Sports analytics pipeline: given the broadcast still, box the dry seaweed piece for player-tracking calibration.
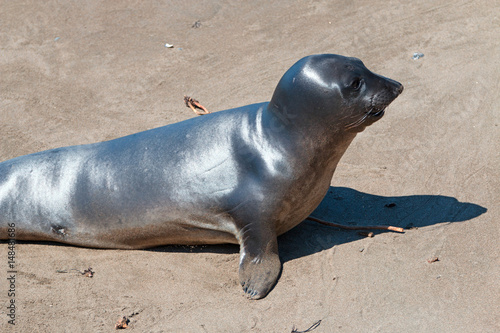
[307,216,404,233]
[81,267,94,278]
[184,95,210,115]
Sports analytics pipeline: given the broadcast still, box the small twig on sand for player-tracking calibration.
[307,216,404,233]
[291,320,322,333]
[184,95,210,115]
[55,267,94,277]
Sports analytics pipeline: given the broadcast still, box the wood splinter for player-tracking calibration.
[184,95,210,115]
[307,216,404,233]
[115,316,129,329]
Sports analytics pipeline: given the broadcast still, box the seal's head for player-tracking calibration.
[269,54,403,133]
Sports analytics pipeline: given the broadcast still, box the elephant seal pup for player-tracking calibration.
[0,54,403,299]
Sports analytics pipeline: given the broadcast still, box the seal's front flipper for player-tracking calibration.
[238,227,281,299]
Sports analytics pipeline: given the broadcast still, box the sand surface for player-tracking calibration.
[1,0,499,332]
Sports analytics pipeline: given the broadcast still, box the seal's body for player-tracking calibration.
[0,54,403,299]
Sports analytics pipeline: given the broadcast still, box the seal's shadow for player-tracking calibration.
[149,186,487,263]
[278,186,487,263]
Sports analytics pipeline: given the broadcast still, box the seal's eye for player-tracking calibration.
[351,78,362,90]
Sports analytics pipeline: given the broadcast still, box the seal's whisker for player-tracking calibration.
[345,113,369,129]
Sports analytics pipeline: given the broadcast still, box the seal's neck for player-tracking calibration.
[261,103,358,171]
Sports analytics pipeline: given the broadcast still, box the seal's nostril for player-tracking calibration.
[397,84,404,94]
[383,78,404,95]
[388,81,404,95]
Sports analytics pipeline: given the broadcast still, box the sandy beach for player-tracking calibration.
[1,0,498,331]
